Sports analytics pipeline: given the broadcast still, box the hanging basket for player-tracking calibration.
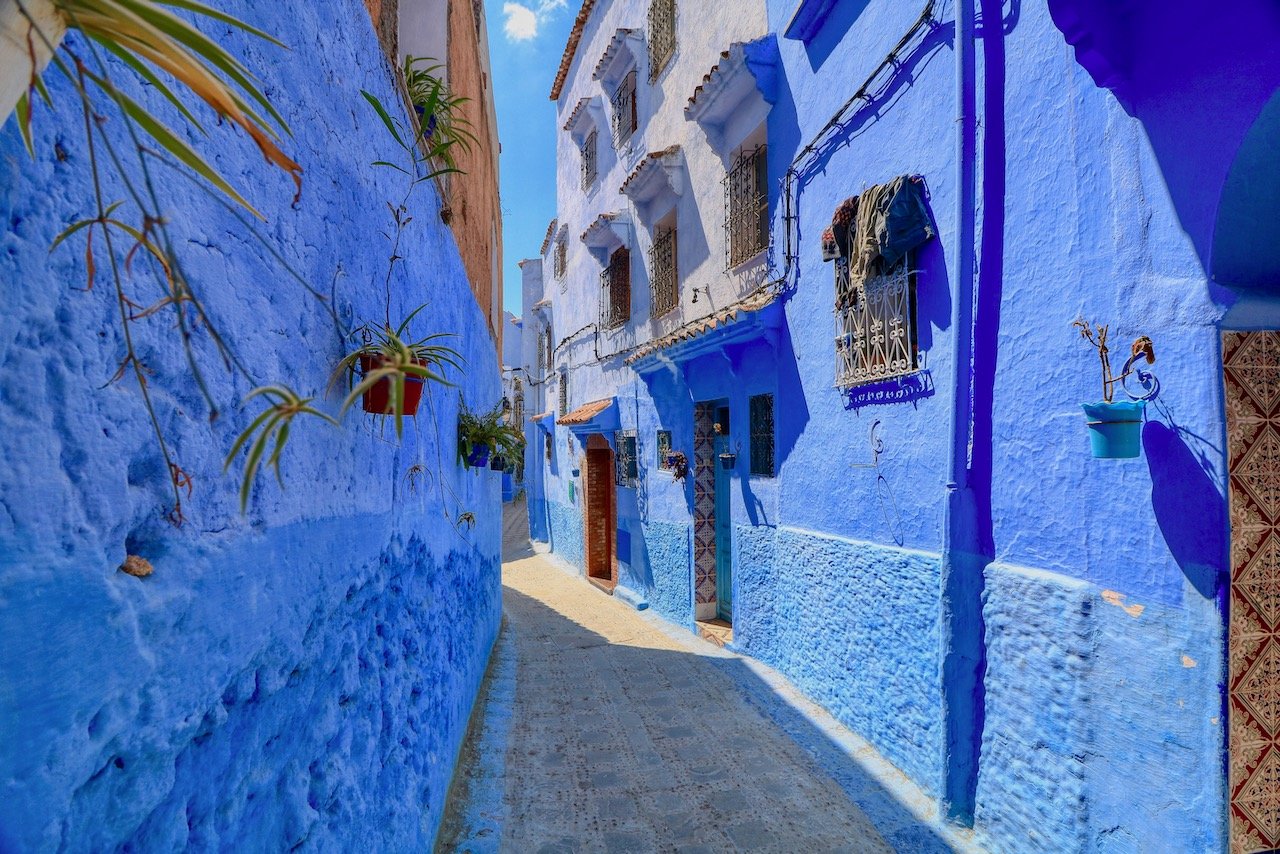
[359,354,424,416]
[464,442,491,469]
[490,454,507,472]
[718,452,737,470]
[1081,400,1146,459]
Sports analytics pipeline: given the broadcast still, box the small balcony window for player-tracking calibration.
[834,256,918,387]
[601,246,631,329]
[649,225,678,318]
[648,0,676,80]
[724,145,768,268]
[553,233,567,280]
[656,429,673,469]
[749,393,775,477]
[580,130,598,189]
[615,430,639,486]
[611,70,638,148]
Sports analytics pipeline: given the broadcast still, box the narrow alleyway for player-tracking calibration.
[437,502,974,853]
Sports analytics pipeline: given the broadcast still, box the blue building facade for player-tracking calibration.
[523,0,1280,848]
[0,0,503,848]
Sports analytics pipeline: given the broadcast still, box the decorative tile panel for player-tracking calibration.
[693,403,717,605]
[1225,330,1280,854]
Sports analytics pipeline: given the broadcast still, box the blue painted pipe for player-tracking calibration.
[939,0,981,826]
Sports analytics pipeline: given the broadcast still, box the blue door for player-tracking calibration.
[714,434,732,621]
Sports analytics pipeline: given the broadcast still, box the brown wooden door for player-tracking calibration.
[584,444,614,584]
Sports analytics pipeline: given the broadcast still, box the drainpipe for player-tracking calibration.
[940,0,981,826]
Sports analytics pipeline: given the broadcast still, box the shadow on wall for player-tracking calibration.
[451,584,961,853]
[1047,0,1280,290]
[1142,415,1228,604]
[803,0,873,71]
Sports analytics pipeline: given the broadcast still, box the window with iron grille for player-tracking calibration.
[724,145,769,267]
[656,429,672,470]
[749,393,775,477]
[553,234,567,280]
[611,70,638,148]
[649,225,678,317]
[647,0,676,80]
[559,372,569,415]
[513,379,524,426]
[601,247,631,329]
[834,256,918,387]
[545,432,552,463]
[580,130,598,189]
[544,324,554,371]
[615,430,638,486]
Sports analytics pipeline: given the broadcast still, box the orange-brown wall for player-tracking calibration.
[446,0,503,357]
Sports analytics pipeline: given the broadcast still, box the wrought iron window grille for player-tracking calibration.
[559,372,569,416]
[601,247,631,329]
[724,145,769,268]
[553,235,567,280]
[611,70,638,149]
[580,130,598,190]
[615,430,639,486]
[545,433,552,463]
[544,325,554,372]
[656,429,673,469]
[649,226,679,318]
[749,393,775,477]
[647,0,676,81]
[513,380,524,427]
[833,257,920,388]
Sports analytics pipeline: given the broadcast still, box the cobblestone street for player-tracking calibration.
[437,505,972,853]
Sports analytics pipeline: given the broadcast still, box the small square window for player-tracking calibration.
[656,430,672,469]
[834,256,918,387]
[749,393,775,477]
[615,430,638,486]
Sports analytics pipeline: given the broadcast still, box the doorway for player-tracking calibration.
[693,401,733,633]
[583,434,616,590]
[1223,330,1280,853]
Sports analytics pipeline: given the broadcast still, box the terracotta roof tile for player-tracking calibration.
[557,398,613,425]
[619,145,682,197]
[624,289,780,365]
[592,28,637,80]
[551,0,600,101]
[540,218,558,255]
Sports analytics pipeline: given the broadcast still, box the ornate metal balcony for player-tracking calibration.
[833,258,918,387]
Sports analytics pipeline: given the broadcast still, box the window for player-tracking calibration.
[513,379,524,426]
[649,224,678,317]
[611,70,638,148]
[749,394,775,477]
[648,0,676,80]
[545,432,552,462]
[538,324,554,373]
[559,372,569,415]
[580,130,598,189]
[656,429,672,469]
[553,233,567,280]
[615,430,638,486]
[601,246,631,329]
[725,145,768,267]
[834,256,918,387]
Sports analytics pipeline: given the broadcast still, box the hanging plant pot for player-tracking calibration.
[359,354,424,416]
[1081,400,1146,459]
[464,442,491,469]
[718,452,737,470]
[490,454,507,472]
[571,467,581,478]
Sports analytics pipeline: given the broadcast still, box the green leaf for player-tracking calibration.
[83,68,262,218]
[362,90,406,149]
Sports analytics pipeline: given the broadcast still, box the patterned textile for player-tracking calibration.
[1224,331,1280,854]
[693,404,717,606]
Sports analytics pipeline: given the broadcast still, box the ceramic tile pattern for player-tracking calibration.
[1225,331,1280,854]
[693,403,718,606]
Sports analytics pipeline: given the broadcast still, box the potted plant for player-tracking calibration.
[458,403,523,471]
[666,450,689,482]
[331,304,462,437]
[1074,320,1157,459]
[718,448,737,470]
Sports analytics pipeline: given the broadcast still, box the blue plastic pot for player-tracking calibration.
[1081,400,1146,459]
[465,443,491,469]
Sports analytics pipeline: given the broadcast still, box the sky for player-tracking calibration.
[483,0,578,316]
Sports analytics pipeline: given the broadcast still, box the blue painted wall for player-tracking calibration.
[0,1,501,848]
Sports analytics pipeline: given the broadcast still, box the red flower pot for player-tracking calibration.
[359,354,425,416]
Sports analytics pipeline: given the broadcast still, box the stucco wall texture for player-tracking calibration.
[0,0,501,848]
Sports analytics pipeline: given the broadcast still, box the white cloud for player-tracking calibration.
[503,3,539,41]
[502,0,567,42]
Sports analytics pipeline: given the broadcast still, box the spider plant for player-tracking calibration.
[13,0,302,215]
[458,402,523,468]
[330,303,464,439]
[224,385,338,513]
[399,55,477,174]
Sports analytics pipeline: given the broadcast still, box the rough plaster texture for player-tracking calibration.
[547,499,584,570]
[734,525,943,796]
[638,518,692,625]
[0,0,500,847]
[515,0,1271,842]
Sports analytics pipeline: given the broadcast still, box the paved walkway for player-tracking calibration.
[437,502,974,853]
